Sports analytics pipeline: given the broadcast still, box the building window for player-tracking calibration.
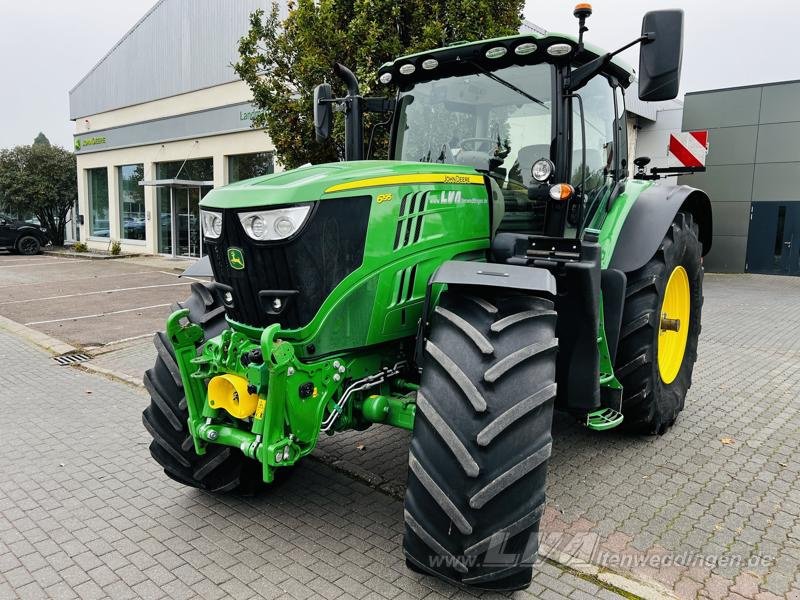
[87,168,109,238]
[228,152,274,184]
[118,164,145,240]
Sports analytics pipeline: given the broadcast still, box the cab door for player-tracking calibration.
[569,75,622,235]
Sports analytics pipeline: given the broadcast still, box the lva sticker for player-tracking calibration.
[428,190,485,205]
[227,248,246,270]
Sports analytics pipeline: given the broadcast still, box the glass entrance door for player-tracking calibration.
[157,185,209,258]
[174,187,202,258]
[154,157,213,258]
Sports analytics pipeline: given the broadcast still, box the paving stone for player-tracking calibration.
[2,274,799,600]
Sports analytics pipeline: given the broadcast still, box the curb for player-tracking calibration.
[42,250,139,260]
[0,314,77,355]
[79,362,145,388]
[1,320,676,600]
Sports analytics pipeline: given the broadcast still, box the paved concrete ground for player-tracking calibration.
[0,329,626,600]
[318,274,800,600]
[1,252,799,599]
[0,253,198,348]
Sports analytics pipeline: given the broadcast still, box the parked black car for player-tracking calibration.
[0,214,49,255]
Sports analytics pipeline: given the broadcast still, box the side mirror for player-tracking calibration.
[314,83,333,142]
[638,9,683,101]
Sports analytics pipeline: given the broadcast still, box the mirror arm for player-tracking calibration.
[566,33,653,93]
[333,62,360,97]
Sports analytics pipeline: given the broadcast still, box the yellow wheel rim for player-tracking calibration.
[657,266,690,384]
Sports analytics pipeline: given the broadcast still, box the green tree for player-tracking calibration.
[33,132,50,146]
[235,0,524,169]
[0,144,77,245]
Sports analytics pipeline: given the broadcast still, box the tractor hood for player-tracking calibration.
[200,160,483,210]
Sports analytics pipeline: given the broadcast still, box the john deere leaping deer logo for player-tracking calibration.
[227,248,245,270]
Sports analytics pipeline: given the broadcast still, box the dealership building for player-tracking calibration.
[69,0,282,257]
[71,0,717,269]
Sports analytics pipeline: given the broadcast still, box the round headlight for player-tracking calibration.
[201,210,222,239]
[514,42,538,56]
[379,72,392,84]
[274,216,295,238]
[547,43,573,57]
[250,216,267,239]
[421,58,438,70]
[531,159,554,183]
[399,63,416,75]
[485,46,508,59]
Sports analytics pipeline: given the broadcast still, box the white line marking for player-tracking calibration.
[101,332,156,346]
[0,282,191,305]
[0,261,79,269]
[0,270,168,289]
[25,304,171,325]
[156,270,210,283]
[84,332,157,352]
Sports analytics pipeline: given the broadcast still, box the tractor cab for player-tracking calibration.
[317,8,684,242]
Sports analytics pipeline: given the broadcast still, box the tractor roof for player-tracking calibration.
[378,32,634,89]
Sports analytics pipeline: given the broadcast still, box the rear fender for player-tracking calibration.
[610,184,712,273]
[414,260,556,367]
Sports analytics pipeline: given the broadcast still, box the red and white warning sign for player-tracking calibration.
[668,130,709,168]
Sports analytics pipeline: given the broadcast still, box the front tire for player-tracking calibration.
[142,283,262,492]
[404,290,557,591]
[16,235,41,255]
[616,211,703,434]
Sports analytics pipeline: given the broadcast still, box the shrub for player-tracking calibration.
[73,241,88,252]
[110,240,122,256]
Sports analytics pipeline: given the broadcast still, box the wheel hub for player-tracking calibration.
[657,265,690,384]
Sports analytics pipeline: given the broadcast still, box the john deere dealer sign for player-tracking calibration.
[74,136,106,151]
[73,102,261,154]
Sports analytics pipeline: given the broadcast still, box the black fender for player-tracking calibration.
[610,184,712,274]
[13,225,48,247]
[414,260,556,367]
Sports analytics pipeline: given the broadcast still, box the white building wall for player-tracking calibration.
[634,107,684,170]
[76,115,275,255]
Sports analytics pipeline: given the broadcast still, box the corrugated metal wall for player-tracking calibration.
[679,81,800,273]
[69,0,284,119]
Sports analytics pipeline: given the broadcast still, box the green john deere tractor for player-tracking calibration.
[143,6,711,590]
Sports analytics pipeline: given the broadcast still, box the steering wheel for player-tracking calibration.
[459,137,496,153]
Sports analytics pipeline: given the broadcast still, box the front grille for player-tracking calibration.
[206,196,371,329]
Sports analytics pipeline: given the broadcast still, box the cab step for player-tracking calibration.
[585,408,624,431]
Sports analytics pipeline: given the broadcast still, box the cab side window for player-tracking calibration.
[570,75,616,232]
[571,75,616,195]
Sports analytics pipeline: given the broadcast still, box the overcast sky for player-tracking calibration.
[0,1,798,150]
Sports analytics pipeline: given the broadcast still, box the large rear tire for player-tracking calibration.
[142,282,262,492]
[616,211,703,434]
[404,290,557,591]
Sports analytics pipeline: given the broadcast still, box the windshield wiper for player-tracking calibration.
[467,61,548,109]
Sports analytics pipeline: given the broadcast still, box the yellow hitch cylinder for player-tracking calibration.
[207,374,259,419]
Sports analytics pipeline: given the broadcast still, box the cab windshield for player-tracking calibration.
[392,63,553,232]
